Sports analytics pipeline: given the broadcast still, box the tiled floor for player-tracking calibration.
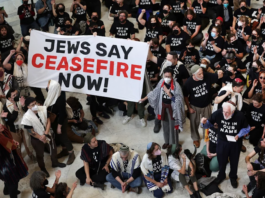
[0,0,263,197]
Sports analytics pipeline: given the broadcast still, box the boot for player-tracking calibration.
[41,168,50,178]
[52,162,66,168]
[93,182,105,190]
[153,118,161,133]
[66,151,75,165]
[57,148,69,159]
[3,185,20,196]
[195,191,202,198]
[129,187,142,194]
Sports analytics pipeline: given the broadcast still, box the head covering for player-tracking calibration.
[147,142,153,150]
[119,145,129,152]
[171,144,177,155]
[191,65,201,74]
[84,133,95,144]
[202,58,210,64]
[216,16,223,23]
[25,97,36,108]
[44,80,61,107]
[23,36,30,45]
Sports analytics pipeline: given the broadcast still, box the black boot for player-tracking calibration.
[3,185,20,196]
[41,168,50,178]
[153,118,161,133]
[57,148,69,159]
[93,182,105,190]
[52,162,66,168]
[195,191,202,198]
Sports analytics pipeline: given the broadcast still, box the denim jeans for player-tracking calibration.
[20,21,40,36]
[106,172,142,190]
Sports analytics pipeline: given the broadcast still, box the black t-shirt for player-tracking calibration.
[243,84,262,99]
[254,146,265,167]
[54,12,70,27]
[32,186,50,198]
[86,19,105,36]
[208,108,249,141]
[139,0,153,9]
[110,3,130,16]
[260,23,265,40]
[73,3,86,22]
[204,36,224,56]
[170,0,187,14]
[183,73,218,107]
[208,127,218,153]
[162,82,174,104]
[179,48,200,65]
[252,187,265,198]
[233,8,252,22]
[157,58,190,86]
[222,72,245,85]
[146,63,159,83]
[192,1,207,17]
[158,12,176,34]
[249,67,260,81]
[152,155,162,173]
[110,20,135,39]
[236,25,251,42]
[151,46,167,59]
[144,26,163,42]
[72,102,83,120]
[223,40,244,54]
[183,17,201,34]
[166,31,190,52]
[90,146,100,166]
[207,0,218,7]
[17,4,35,25]
[0,35,14,53]
[247,103,265,127]
[219,58,246,71]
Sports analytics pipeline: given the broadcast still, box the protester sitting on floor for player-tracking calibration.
[55,181,78,198]
[30,170,61,198]
[242,171,265,198]
[167,144,202,198]
[106,145,142,194]
[75,133,113,190]
[141,142,173,198]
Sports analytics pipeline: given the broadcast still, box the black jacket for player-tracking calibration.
[216,5,233,23]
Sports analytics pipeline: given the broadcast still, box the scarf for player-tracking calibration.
[212,83,243,113]
[81,140,114,169]
[44,80,61,107]
[21,106,47,136]
[6,99,24,126]
[0,72,13,96]
[0,126,17,153]
[110,150,140,175]
[141,152,170,192]
[13,63,28,88]
[147,79,185,131]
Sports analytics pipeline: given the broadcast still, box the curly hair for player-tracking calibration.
[257,171,265,190]
[66,96,80,110]
[30,171,46,191]
[147,142,160,160]
[55,182,68,198]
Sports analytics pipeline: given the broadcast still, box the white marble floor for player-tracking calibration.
[0,0,264,197]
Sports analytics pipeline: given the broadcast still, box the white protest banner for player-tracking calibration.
[28,30,149,102]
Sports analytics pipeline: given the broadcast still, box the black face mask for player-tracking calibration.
[151,23,156,28]
[92,16,98,21]
[58,8,65,12]
[163,10,168,14]
[227,71,234,76]
[14,96,19,102]
[252,67,258,72]
[65,24,72,29]
[150,46,154,49]
[187,47,194,52]
[43,179,49,186]
[173,30,179,35]
[252,35,257,40]
[241,6,246,11]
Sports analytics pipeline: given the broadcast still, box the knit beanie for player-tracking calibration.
[84,133,95,144]
[119,145,129,152]
[191,65,201,74]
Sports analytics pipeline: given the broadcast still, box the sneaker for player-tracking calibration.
[140,118,146,127]
[93,117,103,125]
[122,116,132,124]
[98,112,110,119]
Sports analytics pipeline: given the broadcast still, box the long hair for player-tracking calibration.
[30,171,46,191]
[257,139,265,164]
[167,144,182,159]
[147,15,160,28]
[55,183,68,198]
[257,171,265,190]
[147,142,160,160]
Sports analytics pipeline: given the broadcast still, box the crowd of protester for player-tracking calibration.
[2,0,265,197]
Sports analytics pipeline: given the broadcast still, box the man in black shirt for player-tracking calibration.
[150,38,167,60]
[201,102,250,188]
[86,0,101,19]
[180,39,200,66]
[85,12,105,36]
[216,51,246,72]
[109,0,131,21]
[183,65,223,148]
[110,10,135,39]
[245,138,265,193]
[17,0,40,36]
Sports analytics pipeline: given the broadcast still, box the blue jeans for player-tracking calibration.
[143,172,173,198]
[106,172,142,190]
[137,9,153,21]
[20,21,40,36]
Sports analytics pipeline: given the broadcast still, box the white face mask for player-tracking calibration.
[164,77,171,84]
[238,21,243,26]
[200,64,207,68]
[31,105,38,112]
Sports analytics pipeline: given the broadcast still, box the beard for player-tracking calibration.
[223,114,232,120]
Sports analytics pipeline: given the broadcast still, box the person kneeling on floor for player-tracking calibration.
[75,133,113,190]
[106,145,142,194]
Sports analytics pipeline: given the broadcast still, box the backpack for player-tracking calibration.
[195,153,212,177]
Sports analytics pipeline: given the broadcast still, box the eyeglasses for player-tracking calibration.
[260,77,265,80]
